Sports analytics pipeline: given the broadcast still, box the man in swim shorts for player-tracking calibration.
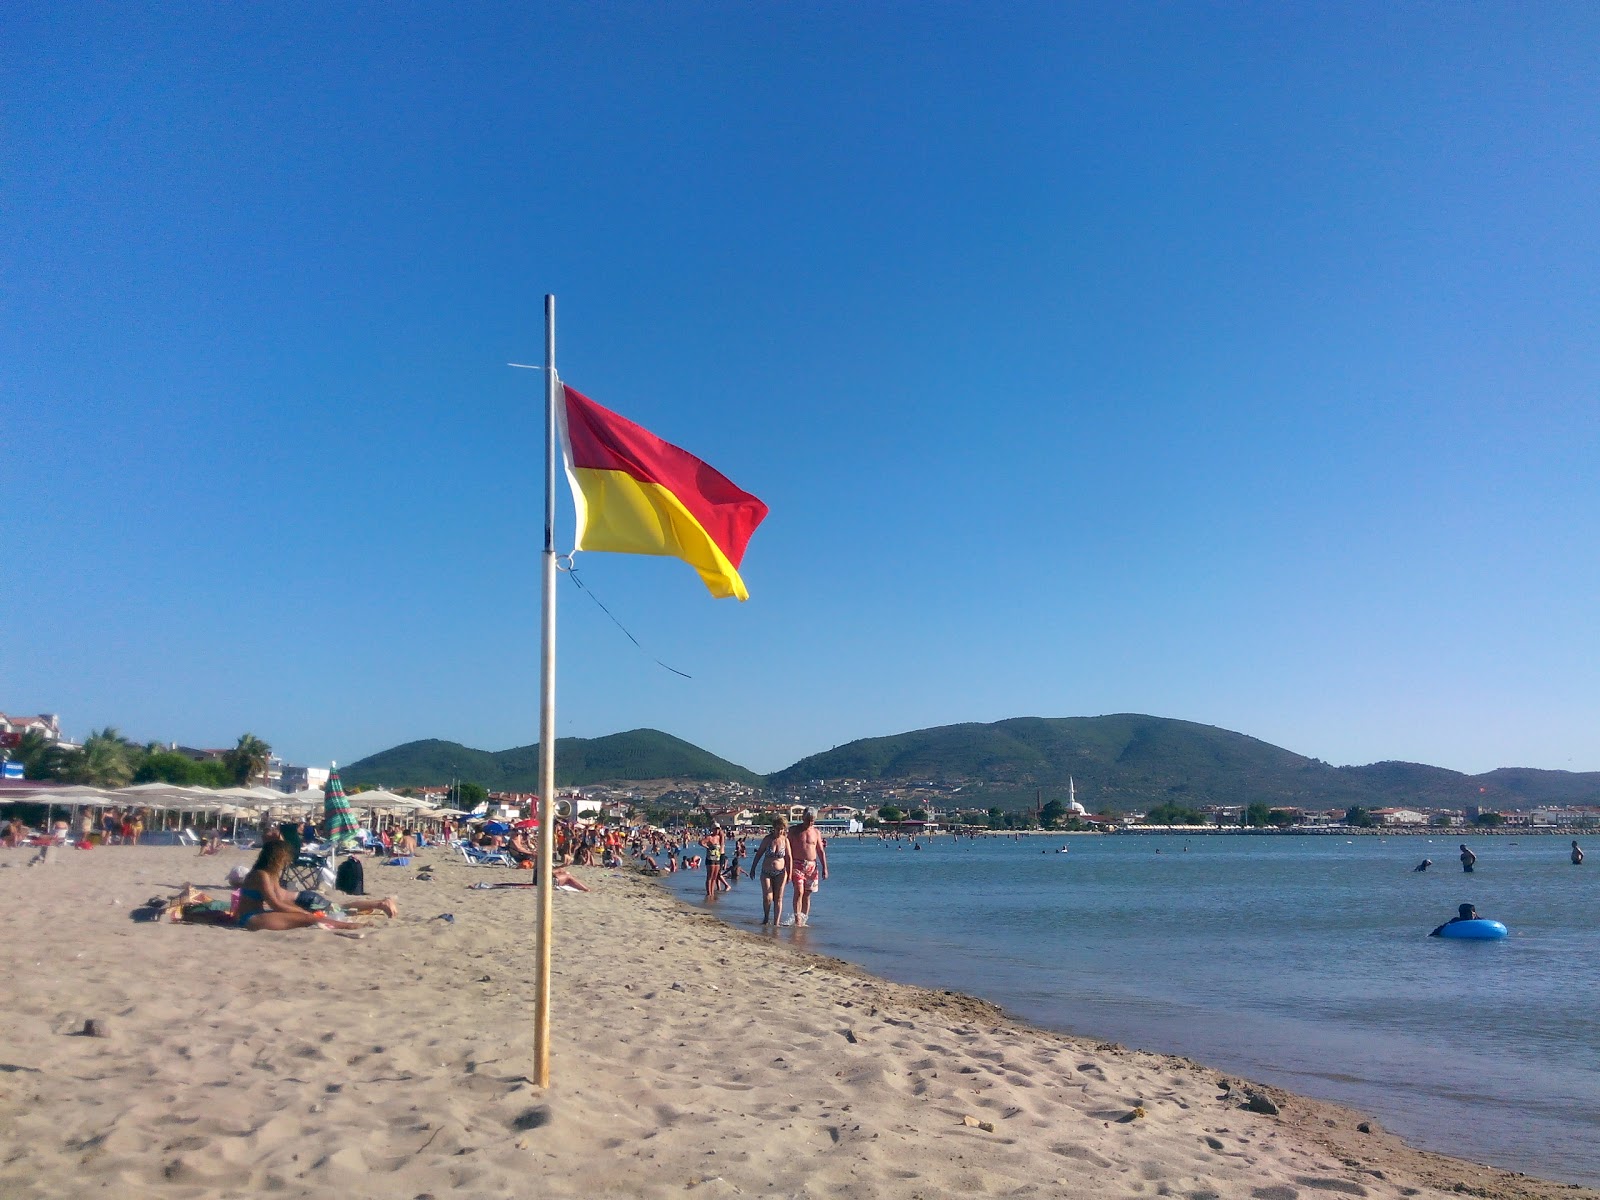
[1459,844,1476,873]
[788,808,828,927]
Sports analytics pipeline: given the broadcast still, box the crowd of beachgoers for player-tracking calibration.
[0,799,847,935]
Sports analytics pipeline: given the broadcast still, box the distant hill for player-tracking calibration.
[342,715,1599,812]
[765,715,1600,811]
[342,730,763,790]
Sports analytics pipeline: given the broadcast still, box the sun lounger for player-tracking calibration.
[456,844,514,867]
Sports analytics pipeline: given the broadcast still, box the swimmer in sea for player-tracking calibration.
[1459,844,1477,873]
[1413,858,1432,872]
[748,815,792,927]
[1429,903,1479,937]
[1572,841,1584,866]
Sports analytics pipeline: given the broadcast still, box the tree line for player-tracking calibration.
[3,728,273,789]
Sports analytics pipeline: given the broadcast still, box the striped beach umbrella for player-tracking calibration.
[323,766,359,846]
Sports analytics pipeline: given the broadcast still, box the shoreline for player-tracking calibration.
[0,845,1590,1199]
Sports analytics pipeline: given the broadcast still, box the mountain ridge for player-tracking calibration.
[341,715,1599,810]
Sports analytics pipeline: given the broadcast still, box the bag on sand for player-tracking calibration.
[336,855,366,896]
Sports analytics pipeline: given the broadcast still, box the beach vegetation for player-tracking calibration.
[56,728,136,788]
[6,729,65,780]
[223,734,272,786]
[877,805,905,822]
[1244,802,1273,827]
[456,781,488,809]
[1472,811,1505,827]
[133,750,231,787]
[1039,799,1067,828]
[1143,802,1206,826]
[1344,806,1376,828]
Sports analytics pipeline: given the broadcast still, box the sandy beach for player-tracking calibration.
[0,845,1589,1200]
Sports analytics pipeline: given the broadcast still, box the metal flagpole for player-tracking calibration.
[534,294,559,1086]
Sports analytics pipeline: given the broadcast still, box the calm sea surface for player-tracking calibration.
[661,832,1600,1186]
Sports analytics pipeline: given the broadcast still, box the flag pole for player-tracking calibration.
[534,293,558,1086]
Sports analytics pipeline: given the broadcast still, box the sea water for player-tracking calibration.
[662,833,1600,1186]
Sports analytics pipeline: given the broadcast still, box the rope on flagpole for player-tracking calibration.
[561,563,693,679]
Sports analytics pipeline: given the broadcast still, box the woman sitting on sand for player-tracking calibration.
[182,840,398,931]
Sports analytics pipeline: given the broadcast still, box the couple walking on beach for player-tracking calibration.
[749,809,828,927]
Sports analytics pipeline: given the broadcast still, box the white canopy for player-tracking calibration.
[0,784,116,802]
[348,789,428,811]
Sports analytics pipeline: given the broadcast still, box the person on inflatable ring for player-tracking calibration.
[1429,903,1478,937]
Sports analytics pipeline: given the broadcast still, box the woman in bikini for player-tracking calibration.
[183,840,396,931]
[748,816,792,926]
[702,823,727,900]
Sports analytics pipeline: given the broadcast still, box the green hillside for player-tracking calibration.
[342,729,762,790]
[767,714,1337,807]
[766,714,1600,811]
[341,716,1598,811]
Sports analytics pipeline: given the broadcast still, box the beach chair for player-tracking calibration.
[177,828,201,847]
[280,845,336,893]
[456,844,514,868]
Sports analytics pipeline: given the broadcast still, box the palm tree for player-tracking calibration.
[9,729,63,780]
[224,733,272,786]
[60,728,135,787]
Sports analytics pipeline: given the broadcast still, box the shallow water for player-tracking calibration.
[663,832,1600,1186]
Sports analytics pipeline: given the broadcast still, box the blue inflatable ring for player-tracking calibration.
[1435,919,1508,940]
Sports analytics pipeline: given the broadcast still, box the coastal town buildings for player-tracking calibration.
[0,713,62,746]
[1371,808,1429,826]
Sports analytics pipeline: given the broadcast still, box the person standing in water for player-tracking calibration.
[1572,840,1585,865]
[748,815,792,926]
[702,822,726,900]
[788,808,829,927]
[1459,844,1477,873]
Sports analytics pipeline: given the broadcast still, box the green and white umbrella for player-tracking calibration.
[323,766,359,846]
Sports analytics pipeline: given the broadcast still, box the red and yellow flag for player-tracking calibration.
[559,384,768,600]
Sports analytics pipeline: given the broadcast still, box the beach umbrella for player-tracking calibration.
[349,788,422,812]
[5,784,115,832]
[323,766,359,847]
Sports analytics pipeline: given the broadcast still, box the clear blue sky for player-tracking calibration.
[6,4,1597,777]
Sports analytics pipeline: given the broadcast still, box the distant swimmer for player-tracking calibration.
[1573,841,1585,865]
[1459,844,1477,873]
[1413,859,1433,872]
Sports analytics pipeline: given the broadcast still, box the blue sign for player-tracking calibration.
[1,761,23,779]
